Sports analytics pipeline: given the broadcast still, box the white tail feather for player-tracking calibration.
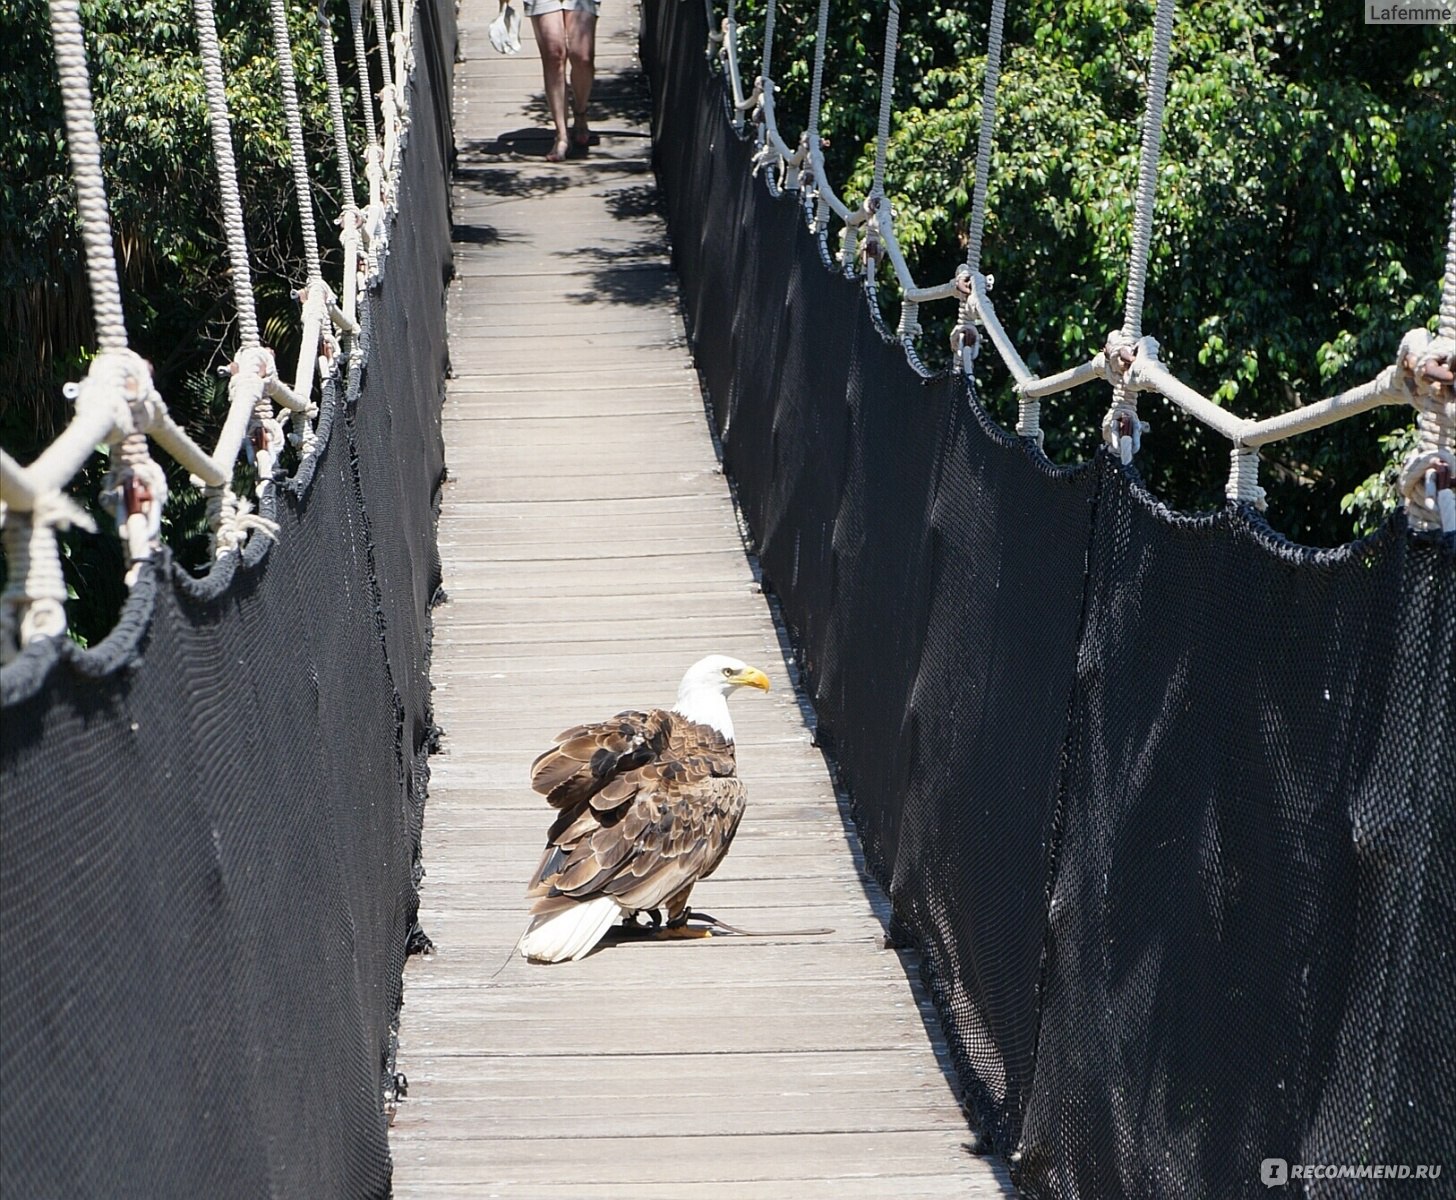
[520,896,624,963]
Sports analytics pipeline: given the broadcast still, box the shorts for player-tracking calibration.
[523,0,599,17]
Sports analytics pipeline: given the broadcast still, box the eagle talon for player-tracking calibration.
[654,925,713,940]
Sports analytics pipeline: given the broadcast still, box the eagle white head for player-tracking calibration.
[672,655,771,742]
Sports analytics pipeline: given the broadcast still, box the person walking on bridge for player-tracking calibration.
[524,0,598,161]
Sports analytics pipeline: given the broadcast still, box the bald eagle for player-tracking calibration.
[520,655,771,963]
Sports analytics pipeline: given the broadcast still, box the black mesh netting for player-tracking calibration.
[0,4,454,1196]
[643,3,1456,1195]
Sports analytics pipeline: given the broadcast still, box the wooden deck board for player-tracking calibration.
[389,3,1012,1195]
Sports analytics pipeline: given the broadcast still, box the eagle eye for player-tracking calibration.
[721,667,733,677]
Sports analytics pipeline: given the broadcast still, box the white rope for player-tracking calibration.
[964,0,1007,278]
[38,3,175,609]
[1441,186,1456,343]
[319,3,357,211]
[868,0,900,201]
[393,0,416,112]
[952,0,1008,380]
[750,0,775,159]
[268,0,355,454]
[1102,0,1176,462]
[1225,446,1266,509]
[807,0,830,140]
[7,0,433,648]
[206,487,280,559]
[372,0,395,91]
[318,0,366,326]
[802,0,852,236]
[1398,191,1456,533]
[0,497,86,661]
[748,0,799,184]
[760,0,776,82]
[268,0,325,284]
[192,0,262,349]
[837,1,901,281]
[194,0,313,501]
[348,0,380,149]
[1121,0,1176,342]
[372,0,403,172]
[47,0,128,352]
[721,0,749,131]
[350,0,389,274]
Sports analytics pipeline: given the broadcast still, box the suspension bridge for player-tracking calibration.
[2,0,1453,1197]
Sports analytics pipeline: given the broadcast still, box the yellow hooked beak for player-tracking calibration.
[730,666,771,692]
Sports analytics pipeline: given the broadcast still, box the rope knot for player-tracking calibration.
[207,487,280,558]
[1016,393,1044,447]
[71,350,166,436]
[233,345,279,381]
[1226,446,1267,510]
[857,202,883,269]
[317,328,343,384]
[1396,329,1456,532]
[1399,330,1456,406]
[1399,448,1456,534]
[31,488,98,535]
[1103,330,1141,389]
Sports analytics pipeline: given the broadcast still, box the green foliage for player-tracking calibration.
[1341,423,1421,537]
[2,0,361,414]
[740,0,1454,544]
[1,0,372,642]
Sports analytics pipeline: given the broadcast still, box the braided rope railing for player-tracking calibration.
[267,0,360,459]
[1398,191,1456,533]
[394,0,418,121]
[746,0,801,188]
[944,0,1452,520]
[372,0,404,175]
[0,0,418,663]
[722,0,1455,532]
[46,0,127,355]
[194,0,313,552]
[319,0,368,328]
[349,0,390,277]
[1096,0,1177,467]
[836,0,898,290]
[799,0,851,235]
[718,0,752,133]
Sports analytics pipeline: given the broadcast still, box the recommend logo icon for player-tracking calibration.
[1262,1158,1290,1187]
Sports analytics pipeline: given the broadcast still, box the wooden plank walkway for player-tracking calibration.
[389,3,1014,1196]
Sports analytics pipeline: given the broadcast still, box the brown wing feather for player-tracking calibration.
[527,715,746,915]
[529,710,669,810]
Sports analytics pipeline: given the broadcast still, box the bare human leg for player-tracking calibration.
[565,7,597,150]
[530,10,570,161]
